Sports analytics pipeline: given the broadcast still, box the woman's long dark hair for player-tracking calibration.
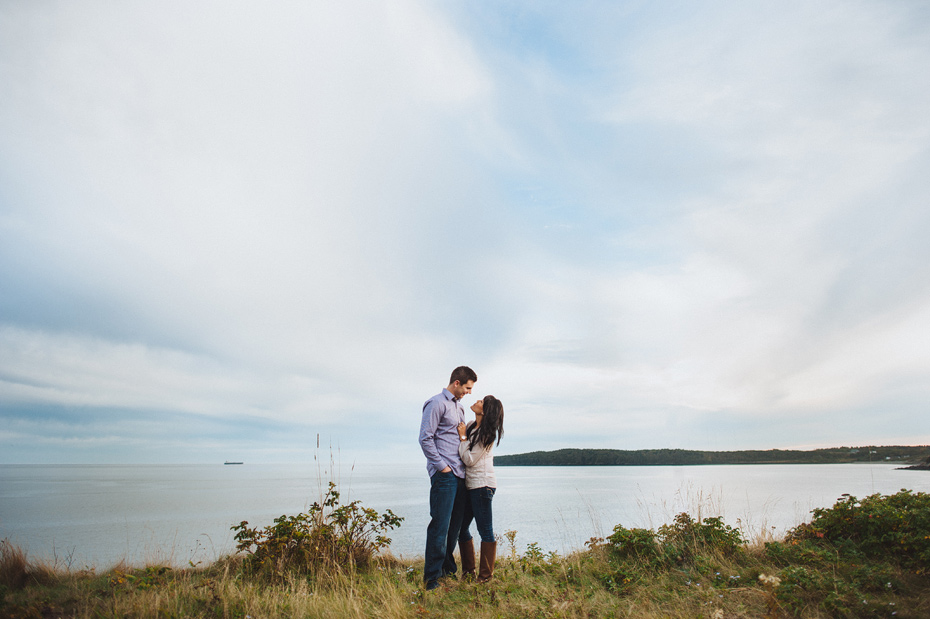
[466,395,504,450]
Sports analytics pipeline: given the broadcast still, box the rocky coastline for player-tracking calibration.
[897,456,930,470]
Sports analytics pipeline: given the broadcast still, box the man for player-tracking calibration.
[418,365,477,590]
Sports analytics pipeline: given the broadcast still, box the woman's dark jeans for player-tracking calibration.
[460,486,496,543]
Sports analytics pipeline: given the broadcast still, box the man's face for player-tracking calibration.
[450,380,474,400]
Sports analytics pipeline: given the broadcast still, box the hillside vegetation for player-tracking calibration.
[495,445,930,466]
[3,487,930,618]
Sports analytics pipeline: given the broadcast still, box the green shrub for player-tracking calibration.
[599,566,640,595]
[607,513,743,571]
[231,481,403,580]
[773,563,906,617]
[764,538,839,567]
[849,563,899,593]
[518,542,548,575]
[657,513,743,562]
[787,490,930,567]
[109,566,172,591]
[774,565,828,612]
[606,525,664,568]
[770,492,930,617]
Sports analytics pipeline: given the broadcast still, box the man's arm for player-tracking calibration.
[419,399,451,473]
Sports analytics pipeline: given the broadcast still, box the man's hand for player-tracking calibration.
[441,466,452,473]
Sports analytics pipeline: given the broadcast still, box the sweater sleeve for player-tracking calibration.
[458,439,491,467]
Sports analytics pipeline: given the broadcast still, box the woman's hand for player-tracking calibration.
[457,422,467,438]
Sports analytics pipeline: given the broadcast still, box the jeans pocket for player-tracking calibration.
[431,470,456,488]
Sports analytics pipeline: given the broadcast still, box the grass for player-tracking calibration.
[3,541,927,618]
[3,491,929,618]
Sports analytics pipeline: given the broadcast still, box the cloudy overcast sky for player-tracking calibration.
[2,0,929,465]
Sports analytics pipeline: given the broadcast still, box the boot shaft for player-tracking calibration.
[478,541,497,583]
[459,538,476,577]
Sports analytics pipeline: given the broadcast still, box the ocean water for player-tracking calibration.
[1,462,926,569]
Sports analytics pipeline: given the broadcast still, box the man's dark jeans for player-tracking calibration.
[424,470,469,588]
[462,486,496,543]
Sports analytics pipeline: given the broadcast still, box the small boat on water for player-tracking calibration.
[224,461,244,465]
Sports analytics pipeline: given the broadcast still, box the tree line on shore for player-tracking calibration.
[495,445,930,466]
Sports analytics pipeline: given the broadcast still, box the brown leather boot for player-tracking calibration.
[477,541,496,583]
[459,538,476,578]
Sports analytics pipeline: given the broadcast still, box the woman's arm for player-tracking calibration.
[459,439,491,467]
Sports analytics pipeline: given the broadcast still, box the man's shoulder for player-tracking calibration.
[423,390,452,410]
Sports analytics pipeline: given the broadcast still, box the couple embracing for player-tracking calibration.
[417,366,505,590]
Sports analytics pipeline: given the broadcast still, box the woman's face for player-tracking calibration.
[470,399,484,415]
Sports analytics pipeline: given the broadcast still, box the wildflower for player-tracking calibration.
[758,574,781,587]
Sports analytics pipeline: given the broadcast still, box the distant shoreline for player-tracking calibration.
[495,445,930,467]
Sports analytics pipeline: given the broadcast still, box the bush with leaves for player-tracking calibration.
[761,491,930,616]
[786,489,930,567]
[607,513,743,570]
[657,513,744,561]
[606,525,663,567]
[231,481,403,580]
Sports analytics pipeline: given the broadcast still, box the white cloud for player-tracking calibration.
[564,0,930,418]
[2,1,930,461]
[0,326,258,415]
[0,0,494,377]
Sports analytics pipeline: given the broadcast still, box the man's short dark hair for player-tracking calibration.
[449,366,477,385]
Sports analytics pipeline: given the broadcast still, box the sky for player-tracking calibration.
[2,0,930,465]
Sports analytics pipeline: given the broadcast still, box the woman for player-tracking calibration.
[457,395,504,583]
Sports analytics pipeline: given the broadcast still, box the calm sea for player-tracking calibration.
[1,462,926,569]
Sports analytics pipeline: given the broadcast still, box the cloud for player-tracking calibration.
[2,3,492,362]
[580,1,930,405]
[2,1,930,462]
[0,0,500,458]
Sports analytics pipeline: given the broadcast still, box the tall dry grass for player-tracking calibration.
[4,488,930,618]
[0,538,56,590]
[3,537,929,618]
